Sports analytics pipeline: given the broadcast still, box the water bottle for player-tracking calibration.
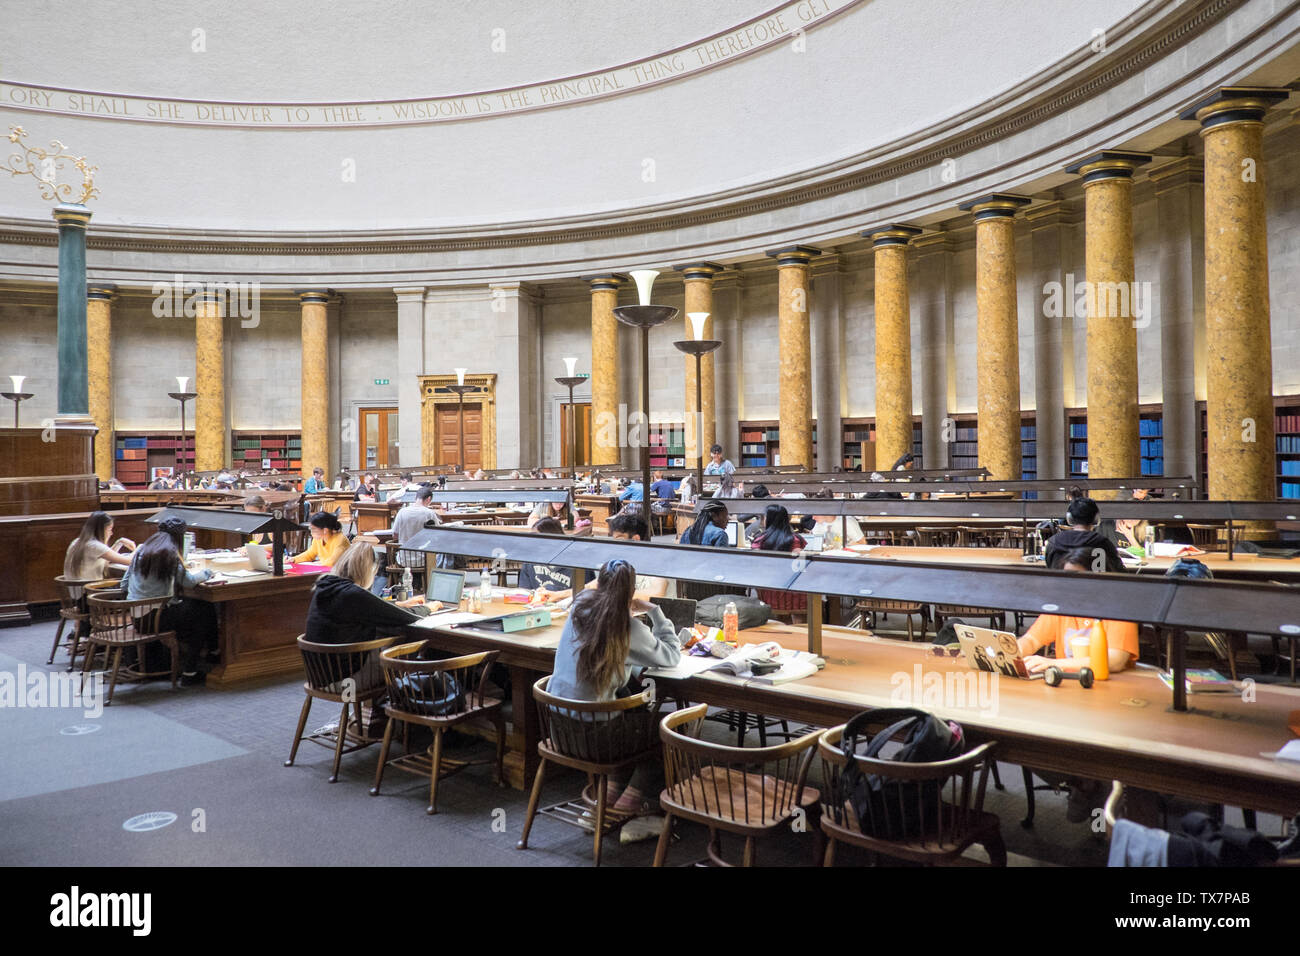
[402,565,413,601]
[479,570,493,605]
[183,531,195,559]
[1144,525,1156,559]
[723,601,739,646]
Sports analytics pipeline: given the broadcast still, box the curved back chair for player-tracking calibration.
[50,575,96,669]
[817,723,1004,866]
[517,675,662,866]
[654,704,821,867]
[370,642,505,814]
[284,634,396,782]
[84,594,180,705]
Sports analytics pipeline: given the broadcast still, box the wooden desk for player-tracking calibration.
[100,489,247,509]
[407,610,1300,814]
[183,552,321,686]
[573,494,621,534]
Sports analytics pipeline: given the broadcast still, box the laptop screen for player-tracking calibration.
[426,569,466,605]
[725,520,743,547]
[649,597,698,633]
[803,533,824,552]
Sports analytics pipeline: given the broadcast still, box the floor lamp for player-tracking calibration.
[555,356,586,482]
[2,375,33,427]
[447,367,476,473]
[167,375,197,481]
[673,313,722,500]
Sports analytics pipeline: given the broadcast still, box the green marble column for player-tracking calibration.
[54,203,92,418]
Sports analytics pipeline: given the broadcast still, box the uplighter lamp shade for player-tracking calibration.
[455,367,467,386]
[9,375,25,394]
[687,312,710,340]
[629,270,659,306]
[175,376,188,393]
[563,356,578,378]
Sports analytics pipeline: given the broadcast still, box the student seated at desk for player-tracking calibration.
[64,511,135,580]
[618,480,644,503]
[528,498,571,529]
[122,517,217,686]
[391,484,441,568]
[518,517,577,599]
[303,467,327,495]
[678,499,730,547]
[243,495,272,545]
[811,512,865,548]
[353,473,379,502]
[291,512,350,567]
[649,470,675,502]
[1016,547,1139,674]
[1044,491,1126,573]
[750,504,806,553]
[549,558,681,824]
[306,542,433,735]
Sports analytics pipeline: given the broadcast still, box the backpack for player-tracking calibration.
[695,594,771,629]
[838,707,966,840]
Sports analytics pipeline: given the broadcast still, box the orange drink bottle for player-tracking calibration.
[1088,619,1110,681]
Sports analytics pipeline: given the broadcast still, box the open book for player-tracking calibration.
[706,641,825,685]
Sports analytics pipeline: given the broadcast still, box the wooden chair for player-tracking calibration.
[917,526,958,547]
[817,724,1005,866]
[654,704,822,867]
[851,598,927,641]
[1187,524,1221,550]
[371,643,505,814]
[285,634,395,782]
[49,575,96,669]
[83,594,180,705]
[518,676,662,866]
[931,604,1008,633]
[384,542,428,594]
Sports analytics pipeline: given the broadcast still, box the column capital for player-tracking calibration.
[579,273,627,291]
[861,224,923,247]
[1064,150,1152,184]
[1148,156,1204,191]
[910,230,953,254]
[958,194,1031,221]
[765,244,821,265]
[295,288,332,304]
[52,203,91,228]
[810,252,844,278]
[1179,86,1290,130]
[671,261,724,280]
[86,283,117,301]
[393,286,426,302]
[1023,198,1079,228]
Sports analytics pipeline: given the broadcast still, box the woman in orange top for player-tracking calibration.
[1017,546,1139,674]
[291,512,350,567]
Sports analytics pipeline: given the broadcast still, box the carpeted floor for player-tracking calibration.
[0,612,1271,867]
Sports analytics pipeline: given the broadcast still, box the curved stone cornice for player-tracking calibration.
[0,0,1294,288]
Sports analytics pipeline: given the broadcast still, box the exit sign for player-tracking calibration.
[374,378,390,385]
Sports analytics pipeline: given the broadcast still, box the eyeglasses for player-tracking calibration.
[929,645,962,657]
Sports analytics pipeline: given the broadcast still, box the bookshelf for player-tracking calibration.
[1275,399,1300,499]
[113,433,195,488]
[1020,413,1037,498]
[232,431,302,472]
[646,422,686,469]
[951,417,979,471]
[737,421,817,469]
[1067,411,1089,479]
[1139,408,1164,477]
[841,419,874,471]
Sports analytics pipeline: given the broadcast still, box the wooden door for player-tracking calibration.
[437,403,482,470]
[560,402,592,469]
[359,407,399,470]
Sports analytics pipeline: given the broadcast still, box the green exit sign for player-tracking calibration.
[374,378,390,385]
[580,373,590,378]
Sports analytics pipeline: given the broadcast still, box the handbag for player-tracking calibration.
[695,594,771,629]
[388,670,464,717]
[838,707,965,839]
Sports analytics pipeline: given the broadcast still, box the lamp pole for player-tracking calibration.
[447,376,476,473]
[167,389,197,478]
[555,375,587,481]
[673,338,722,498]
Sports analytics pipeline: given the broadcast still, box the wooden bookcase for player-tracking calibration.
[737,421,818,469]
[113,432,195,488]
[232,430,302,471]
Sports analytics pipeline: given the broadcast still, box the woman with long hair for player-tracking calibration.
[549,559,681,822]
[291,512,350,567]
[678,498,730,546]
[750,504,806,553]
[64,511,135,580]
[121,516,218,685]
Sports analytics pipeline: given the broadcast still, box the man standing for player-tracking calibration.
[703,444,736,476]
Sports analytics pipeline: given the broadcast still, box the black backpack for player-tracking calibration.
[838,707,966,840]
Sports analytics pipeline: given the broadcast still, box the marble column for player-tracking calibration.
[53,204,91,419]
[864,225,922,470]
[194,292,225,472]
[1025,201,1079,481]
[911,233,956,469]
[297,289,331,478]
[86,284,116,479]
[766,245,820,470]
[672,262,723,466]
[959,195,1029,481]
[1181,87,1288,501]
[811,256,845,472]
[394,287,426,469]
[1064,151,1151,485]
[489,281,540,470]
[1150,158,1205,484]
[581,274,625,466]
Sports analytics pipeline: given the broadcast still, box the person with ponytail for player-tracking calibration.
[549,558,681,820]
[64,511,135,580]
[290,512,350,567]
[678,498,730,547]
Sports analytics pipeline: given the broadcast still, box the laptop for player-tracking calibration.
[802,533,824,553]
[952,623,1043,680]
[725,519,744,547]
[649,596,698,633]
[243,544,271,572]
[425,569,466,611]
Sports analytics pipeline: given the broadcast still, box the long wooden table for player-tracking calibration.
[406,606,1300,814]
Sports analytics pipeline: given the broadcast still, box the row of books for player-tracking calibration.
[1140,438,1164,457]
[1281,459,1300,476]
[1277,436,1300,454]
[1277,414,1300,433]
[1139,417,1163,437]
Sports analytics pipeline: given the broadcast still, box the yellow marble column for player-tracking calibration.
[672,262,723,465]
[766,245,820,470]
[582,274,625,466]
[864,225,922,470]
[1064,151,1151,488]
[86,284,116,480]
[959,195,1029,481]
[297,289,331,480]
[194,292,225,473]
[1182,87,1288,501]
